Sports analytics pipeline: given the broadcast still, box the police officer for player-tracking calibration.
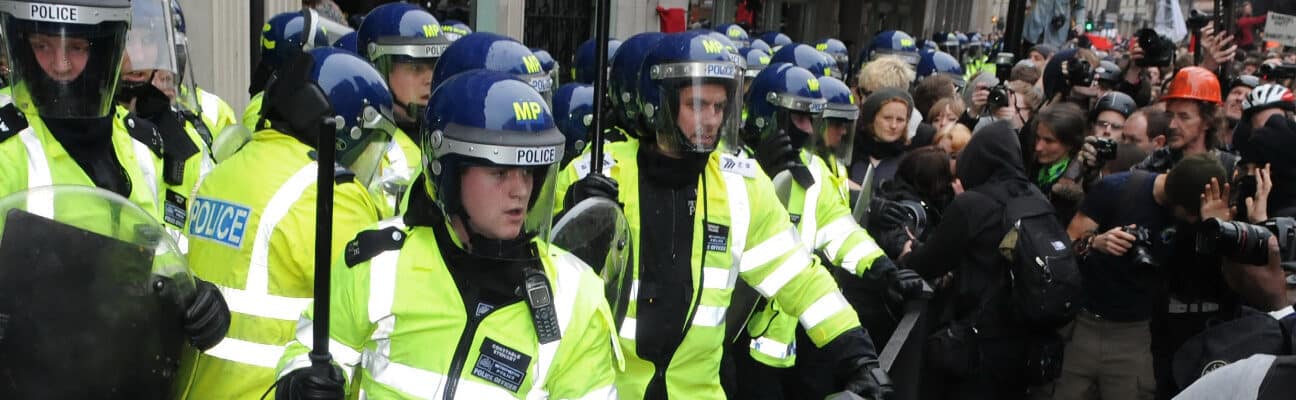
[0,0,227,353]
[716,23,751,48]
[572,37,620,84]
[116,0,214,251]
[243,10,329,132]
[758,31,793,51]
[173,48,389,399]
[735,64,916,398]
[439,19,471,41]
[356,2,450,215]
[608,32,665,138]
[962,33,992,80]
[861,31,920,67]
[770,43,840,79]
[332,31,357,53]
[275,69,618,400]
[552,82,594,168]
[739,47,772,100]
[433,32,556,109]
[556,31,891,400]
[917,50,966,90]
[815,37,850,78]
[170,0,237,137]
[532,47,560,91]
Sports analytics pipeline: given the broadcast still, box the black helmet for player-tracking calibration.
[1090,91,1136,121]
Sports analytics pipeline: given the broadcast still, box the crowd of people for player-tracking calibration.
[0,0,1294,399]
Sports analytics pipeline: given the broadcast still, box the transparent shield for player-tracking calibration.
[549,197,631,313]
[123,0,179,98]
[852,163,876,226]
[172,33,201,114]
[211,124,253,163]
[0,185,192,398]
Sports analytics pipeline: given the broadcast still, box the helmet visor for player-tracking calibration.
[1,3,129,118]
[874,49,919,66]
[816,104,859,166]
[122,0,178,98]
[340,104,399,185]
[650,61,743,154]
[430,124,564,242]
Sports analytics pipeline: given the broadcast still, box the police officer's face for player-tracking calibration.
[459,166,534,240]
[389,61,434,118]
[1091,110,1126,139]
[29,33,89,82]
[120,55,177,100]
[824,118,851,148]
[1034,123,1071,165]
[871,101,908,143]
[1166,100,1206,151]
[1226,86,1251,120]
[676,83,728,147]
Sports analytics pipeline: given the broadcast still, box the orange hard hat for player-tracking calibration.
[1161,66,1222,104]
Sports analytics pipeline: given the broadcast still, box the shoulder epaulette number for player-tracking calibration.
[0,103,29,143]
[344,225,407,267]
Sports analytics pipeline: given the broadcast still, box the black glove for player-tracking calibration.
[565,174,619,209]
[892,268,925,300]
[754,133,801,172]
[868,198,911,232]
[184,278,230,351]
[823,328,893,400]
[276,365,346,400]
[842,359,894,400]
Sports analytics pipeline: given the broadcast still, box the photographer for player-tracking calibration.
[1041,48,1101,108]
[1236,84,1296,221]
[1134,67,1239,177]
[1062,154,1231,400]
[1117,29,1175,107]
[870,147,959,259]
[897,121,1055,398]
[965,78,1041,132]
[1091,91,1138,138]
[1167,236,1295,400]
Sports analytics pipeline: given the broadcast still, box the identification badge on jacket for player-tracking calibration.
[704,222,729,252]
[472,337,532,392]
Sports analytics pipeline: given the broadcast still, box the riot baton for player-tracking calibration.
[311,115,343,370]
[589,0,611,176]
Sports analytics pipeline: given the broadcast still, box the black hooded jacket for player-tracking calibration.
[900,120,1036,333]
[1240,114,1296,217]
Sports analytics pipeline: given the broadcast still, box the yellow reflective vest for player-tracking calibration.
[745,150,887,367]
[555,141,861,399]
[277,220,620,399]
[172,129,382,399]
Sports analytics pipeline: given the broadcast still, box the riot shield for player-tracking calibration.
[771,169,795,207]
[851,163,875,228]
[549,197,630,315]
[211,124,254,163]
[0,186,193,400]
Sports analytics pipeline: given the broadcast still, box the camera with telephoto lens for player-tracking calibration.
[1134,28,1174,68]
[1122,226,1157,268]
[1196,217,1296,266]
[1093,137,1117,162]
[1258,63,1296,81]
[870,197,931,239]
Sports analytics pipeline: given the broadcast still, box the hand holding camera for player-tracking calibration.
[1093,224,1139,257]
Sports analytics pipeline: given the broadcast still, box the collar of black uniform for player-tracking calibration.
[639,142,709,188]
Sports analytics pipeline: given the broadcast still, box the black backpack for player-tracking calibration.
[980,185,1082,328]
